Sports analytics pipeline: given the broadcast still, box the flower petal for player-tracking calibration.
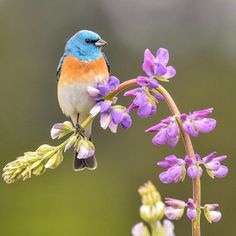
[163,66,176,79]
[100,113,111,129]
[156,48,169,66]
[154,63,167,76]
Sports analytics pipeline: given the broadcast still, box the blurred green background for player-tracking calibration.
[0,0,235,235]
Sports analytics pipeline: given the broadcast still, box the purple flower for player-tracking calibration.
[124,87,160,118]
[202,152,228,179]
[136,76,159,89]
[186,199,197,221]
[185,152,228,179]
[163,220,175,236]
[146,116,179,147]
[131,222,148,236]
[165,198,186,220]
[185,154,203,179]
[204,204,222,223]
[90,101,132,133]
[142,48,176,80]
[157,155,186,184]
[87,76,120,100]
[180,108,216,137]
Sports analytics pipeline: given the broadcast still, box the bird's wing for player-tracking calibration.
[56,55,66,81]
[103,53,110,74]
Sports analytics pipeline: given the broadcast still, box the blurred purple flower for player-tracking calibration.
[146,116,179,147]
[131,222,147,236]
[163,220,175,236]
[165,198,186,220]
[157,155,186,184]
[180,108,216,137]
[87,76,120,100]
[142,48,176,80]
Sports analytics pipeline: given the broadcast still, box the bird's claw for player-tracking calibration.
[75,124,85,137]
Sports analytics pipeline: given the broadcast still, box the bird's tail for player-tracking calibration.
[73,119,97,171]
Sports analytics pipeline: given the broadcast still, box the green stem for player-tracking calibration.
[150,222,158,236]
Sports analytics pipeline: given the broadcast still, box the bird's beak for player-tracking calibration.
[95,38,108,47]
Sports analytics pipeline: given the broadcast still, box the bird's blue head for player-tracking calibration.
[65,30,108,61]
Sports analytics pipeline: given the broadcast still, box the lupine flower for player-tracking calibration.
[142,48,176,80]
[180,108,216,137]
[146,116,179,147]
[50,121,74,139]
[185,154,203,179]
[136,76,159,89]
[157,155,186,184]
[204,204,222,223]
[131,222,150,236]
[124,87,162,118]
[165,198,186,220]
[186,199,197,221]
[75,138,95,159]
[87,76,120,100]
[202,152,228,179]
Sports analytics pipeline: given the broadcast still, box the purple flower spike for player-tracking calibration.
[157,155,186,184]
[202,152,228,179]
[181,108,216,137]
[146,116,180,147]
[142,48,176,80]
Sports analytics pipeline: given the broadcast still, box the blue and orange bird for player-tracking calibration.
[57,30,110,171]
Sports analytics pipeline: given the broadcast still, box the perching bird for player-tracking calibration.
[57,30,110,171]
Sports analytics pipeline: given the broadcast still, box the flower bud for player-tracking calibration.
[140,202,165,222]
[139,181,161,205]
[50,121,74,139]
[45,151,63,169]
[64,135,77,152]
[36,144,55,155]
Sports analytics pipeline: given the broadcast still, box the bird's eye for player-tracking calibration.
[85,38,91,44]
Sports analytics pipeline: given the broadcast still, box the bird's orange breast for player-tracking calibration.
[58,55,109,86]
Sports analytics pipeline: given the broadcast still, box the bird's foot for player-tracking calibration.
[75,124,85,137]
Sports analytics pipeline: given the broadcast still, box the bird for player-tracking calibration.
[57,30,110,171]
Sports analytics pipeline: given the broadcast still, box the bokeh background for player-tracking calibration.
[0,0,235,235]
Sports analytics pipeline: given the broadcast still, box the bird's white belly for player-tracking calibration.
[57,77,105,124]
